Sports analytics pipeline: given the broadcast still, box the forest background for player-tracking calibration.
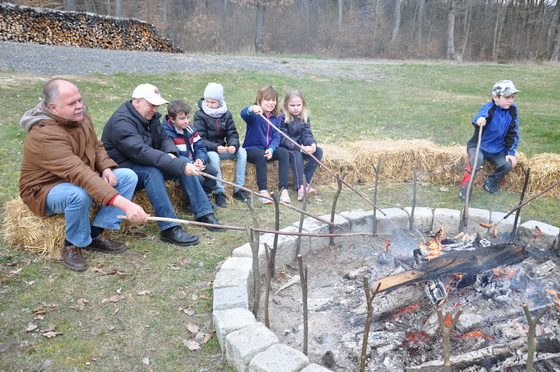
[8,0,560,62]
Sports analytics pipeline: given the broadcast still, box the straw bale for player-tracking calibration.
[526,153,560,198]
[3,198,72,258]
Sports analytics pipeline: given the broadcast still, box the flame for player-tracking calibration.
[546,289,560,308]
[444,314,452,327]
[389,301,422,320]
[419,240,442,261]
[492,267,516,279]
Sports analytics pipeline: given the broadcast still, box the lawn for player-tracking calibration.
[0,61,559,371]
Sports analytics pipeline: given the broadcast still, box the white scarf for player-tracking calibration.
[202,100,228,118]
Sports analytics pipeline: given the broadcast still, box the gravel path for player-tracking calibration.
[0,41,395,79]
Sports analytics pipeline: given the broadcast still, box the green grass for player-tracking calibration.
[0,62,559,371]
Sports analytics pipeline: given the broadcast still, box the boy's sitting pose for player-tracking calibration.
[193,83,248,206]
[459,80,520,202]
[162,100,224,227]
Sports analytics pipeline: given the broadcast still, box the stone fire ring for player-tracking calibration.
[212,207,560,371]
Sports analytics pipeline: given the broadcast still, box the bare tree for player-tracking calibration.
[391,0,401,42]
[446,0,457,59]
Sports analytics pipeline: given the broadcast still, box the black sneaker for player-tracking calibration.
[459,187,468,202]
[483,181,501,195]
[232,190,249,202]
[214,192,227,208]
[160,226,200,246]
[206,194,219,211]
[195,213,226,232]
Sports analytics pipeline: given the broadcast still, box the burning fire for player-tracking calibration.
[402,331,430,346]
[546,289,560,308]
[491,267,516,279]
[419,240,442,261]
[461,330,493,340]
[389,301,422,320]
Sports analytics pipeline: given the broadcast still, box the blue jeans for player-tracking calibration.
[207,148,247,193]
[467,146,513,186]
[45,168,138,247]
[246,147,290,191]
[133,163,212,228]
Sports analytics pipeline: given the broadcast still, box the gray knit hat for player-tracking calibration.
[203,83,224,103]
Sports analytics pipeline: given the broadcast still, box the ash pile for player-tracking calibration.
[266,232,560,371]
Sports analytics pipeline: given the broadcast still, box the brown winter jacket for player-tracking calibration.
[19,102,119,216]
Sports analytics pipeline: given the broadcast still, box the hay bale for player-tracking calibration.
[526,153,560,198]
[2,198,67,258]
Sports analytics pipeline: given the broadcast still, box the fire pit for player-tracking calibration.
[213,207,560,371]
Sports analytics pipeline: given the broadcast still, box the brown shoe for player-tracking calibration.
[62,246,88,272]
[85,234,127,254]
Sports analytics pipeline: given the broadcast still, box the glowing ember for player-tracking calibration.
[402,331,430,346]
[388,301,422,320]
[461,330,493,340]
[491,267,516,278]
[546,289,560,308]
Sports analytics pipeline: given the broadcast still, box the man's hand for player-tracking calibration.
[112,196,149,224]
[506,155,518,169]
[102,168,118,187]
[184,162,200,176]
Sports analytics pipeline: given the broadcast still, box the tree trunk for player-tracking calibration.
[417,0,425,43]
[255,2,266,53]
[550,0,560,61]
[63,0,76,11]
[391,0,401,42]
[115,0,124,17]
[460,0,472,60]
[446,0,457,59]
[338,0,343,25]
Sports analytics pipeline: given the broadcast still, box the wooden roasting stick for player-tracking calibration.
[372,243,527,293]
[116,215,374,238]
[257,113,387,216]
[199,171,336,227]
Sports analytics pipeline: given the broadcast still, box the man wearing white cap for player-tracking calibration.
[102,84,224,246]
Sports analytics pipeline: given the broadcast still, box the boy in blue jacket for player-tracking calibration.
[162,100,221,211]
[459,80,520,202]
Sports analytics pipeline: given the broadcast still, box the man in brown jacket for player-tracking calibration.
[19,78,149,271]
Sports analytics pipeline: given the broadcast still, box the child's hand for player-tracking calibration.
[194,159,206,170]
[476,117,487,127]
[302,145,315,154]
[250,105,263,115]
[264,148,273,160]
[217,146,228,154]
[227,146,236,154]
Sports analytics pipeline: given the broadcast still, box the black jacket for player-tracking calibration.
[193,98,240,152]
[102,100,187,177]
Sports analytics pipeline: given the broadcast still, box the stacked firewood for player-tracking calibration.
[0,3,182,53]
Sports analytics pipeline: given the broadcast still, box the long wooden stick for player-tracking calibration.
[462,125,483,232]
[199,171,336,227]
[257,113,386,216]
[117,215,374,237]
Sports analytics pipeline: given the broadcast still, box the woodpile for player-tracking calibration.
[0,3,181,53]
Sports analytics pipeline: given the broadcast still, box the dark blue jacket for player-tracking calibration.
[240,106,281,151]
[468,101,519,156]
[280,116,317,150]
[101,100,187,177]
[162,115,208,164]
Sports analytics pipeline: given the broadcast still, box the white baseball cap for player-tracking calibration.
[132,84,169,105]
[490,80,520,97]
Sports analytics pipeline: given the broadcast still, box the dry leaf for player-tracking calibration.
[201,332,213,344]
[533,226,542,242]
[25,323,38,332]
[439,186,449,192]
[186,323,199,334]
[42,331,61,338]
[492,226,498,238]
[137,290,151,296]
[183,339,200,351]
[34,315,45,321]
[142,357,150,365]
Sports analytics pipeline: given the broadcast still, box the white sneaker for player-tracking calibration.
[259,190,273,204]
[279,189,291,204]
